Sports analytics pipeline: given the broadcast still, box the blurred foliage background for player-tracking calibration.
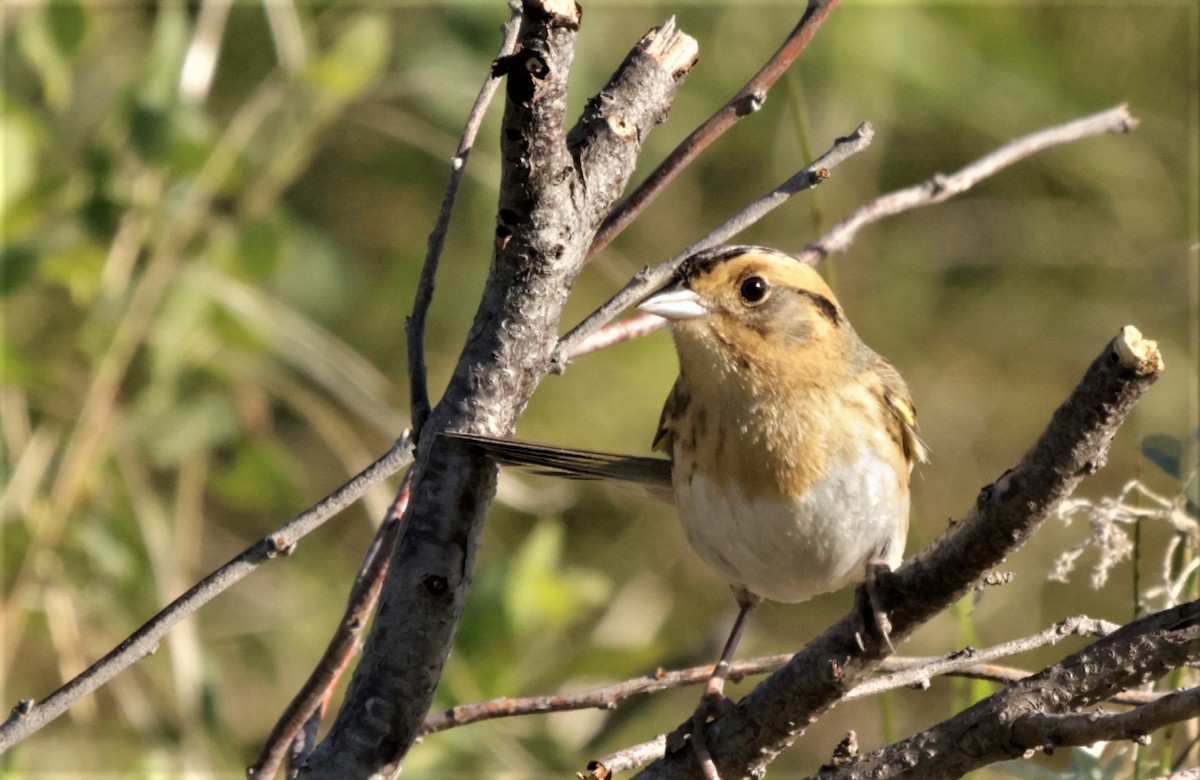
[1,1,1196,777]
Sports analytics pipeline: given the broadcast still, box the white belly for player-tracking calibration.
[674,447,907,603]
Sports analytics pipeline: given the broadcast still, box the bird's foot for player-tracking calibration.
[665,679,736,755]
[688,688,730,780]
[859,560,896,653]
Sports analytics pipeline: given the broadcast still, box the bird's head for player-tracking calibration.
[639,246,853,383]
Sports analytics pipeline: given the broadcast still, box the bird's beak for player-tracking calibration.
[638,284,708,321]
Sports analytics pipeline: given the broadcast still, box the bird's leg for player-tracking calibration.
[700,588,759,713]
[860,558,895,653]
[666,589,760,760]
[677,589,759,777]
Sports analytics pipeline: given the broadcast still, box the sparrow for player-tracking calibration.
[449,245,926,737]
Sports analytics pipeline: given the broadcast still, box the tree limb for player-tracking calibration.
[406,3,523,437]
[297,7,699,776]
[1011,687,1200,754]
[816,601,1200,779]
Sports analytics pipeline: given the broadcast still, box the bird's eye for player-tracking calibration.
[739,276,769,304]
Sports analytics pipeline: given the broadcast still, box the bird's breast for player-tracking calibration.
[668,375,909,603]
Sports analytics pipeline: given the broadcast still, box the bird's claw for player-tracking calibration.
[697,690,736,722]
[860,561,897,653]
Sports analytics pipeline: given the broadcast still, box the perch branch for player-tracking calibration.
[818,600,1200,779]
[407,3,523,436]
[0,433,414,752]
[587,0,841,259]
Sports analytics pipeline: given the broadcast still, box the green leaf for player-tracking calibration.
[17,7,73,108]
[129,101,171,162]
[140,2,190,107]
[304,14,391,99]
[503,519,611,639]
[0,100,44,223]
[45,0,88,56]
[41,241,106,304]
[0,245,38,296]
[237,216,287,283]
[136,390,242,467]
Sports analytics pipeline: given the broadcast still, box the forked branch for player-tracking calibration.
[587,0,842,259]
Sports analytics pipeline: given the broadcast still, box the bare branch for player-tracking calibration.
[566,311,667,362]
[819,600,1200,779]
[581,737,667,780]
[406,4,523,436]
[423,655,790,736]
[420,614,1147,742]
[846,615,1120,701]
[554,121,873,369]
[0,433,415,752]
[298,10,700,776]
[251,474,414,779]
[587,0,841,259]
[1010,686,1200,753]
[795,104,1139,264]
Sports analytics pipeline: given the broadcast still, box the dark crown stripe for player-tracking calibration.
[681,244,779,281]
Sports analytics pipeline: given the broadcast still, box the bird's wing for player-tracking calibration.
[444,432,674,500]
[872,360,929,467]
[651,377,688,455]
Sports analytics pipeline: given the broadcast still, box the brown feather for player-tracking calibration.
[445,432,674,501]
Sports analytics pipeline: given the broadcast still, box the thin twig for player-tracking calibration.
[420,615,1143,737]
[587,0,841,260]
[554,122,873,369]
[846,614,1120,700]
[406,3,523,437]
[251,473,415,779]
[0,433,415,752]
[795,104,1139,265]
[566,312,667,361]
[423,655,784,735]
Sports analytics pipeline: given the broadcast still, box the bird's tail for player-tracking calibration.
[443,432,673,500]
